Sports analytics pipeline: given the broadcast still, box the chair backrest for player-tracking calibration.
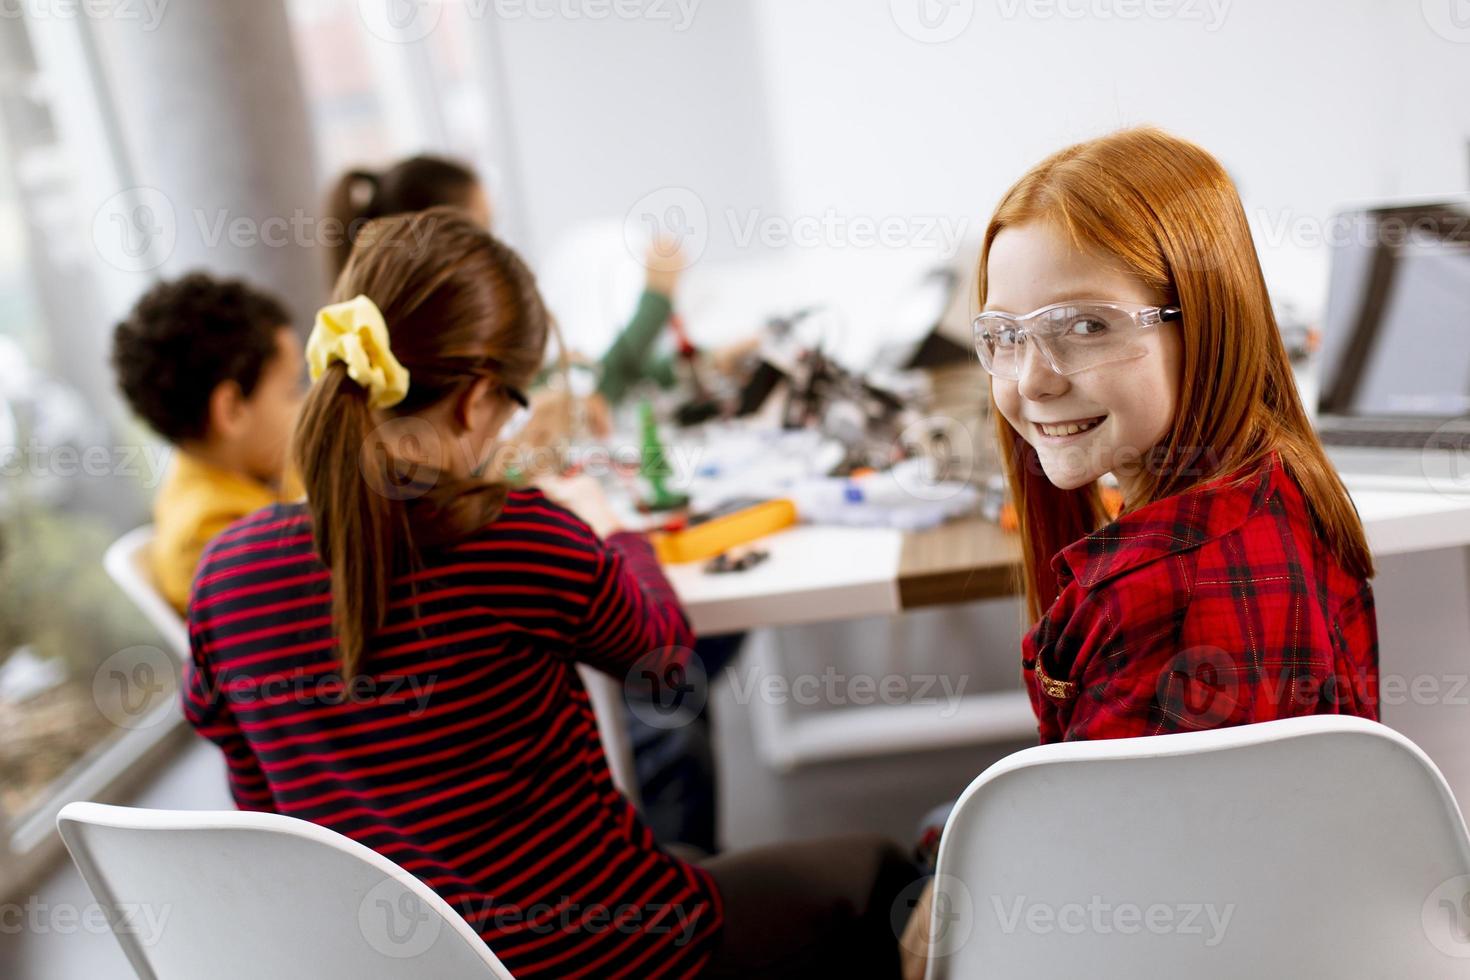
[103,525,641,803]
[926,716,1470,979]
[104,524,189,660]
[57,801,515,980]
[577,666,641,807]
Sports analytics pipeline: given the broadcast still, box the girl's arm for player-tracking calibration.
[535,475,698,681]
[568,529,697,683]
[180,640,279,813]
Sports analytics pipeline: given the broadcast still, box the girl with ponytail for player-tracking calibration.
[183,207,920,978]
[323,152,734,856]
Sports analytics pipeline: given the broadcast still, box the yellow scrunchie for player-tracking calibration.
[306,294,410,409]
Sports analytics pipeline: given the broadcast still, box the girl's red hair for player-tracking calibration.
[981,127,1374,623]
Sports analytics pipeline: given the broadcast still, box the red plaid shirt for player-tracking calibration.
[1023,451,1379,743]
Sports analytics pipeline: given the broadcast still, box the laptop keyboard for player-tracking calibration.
[1319,428,1470,452]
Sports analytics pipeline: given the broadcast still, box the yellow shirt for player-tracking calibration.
[152,451,303,613]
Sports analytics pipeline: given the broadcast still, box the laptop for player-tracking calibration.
[1314,199,1470,490]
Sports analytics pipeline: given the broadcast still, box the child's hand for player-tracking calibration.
[511,389,612,451]
[710,335,761,378]
[536,474,625,540]
[644,237,686,298]
[899,878,934,980]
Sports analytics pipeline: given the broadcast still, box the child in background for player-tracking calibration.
[111,273,304,612]
[325,155,741,425]
[325,155,489,280]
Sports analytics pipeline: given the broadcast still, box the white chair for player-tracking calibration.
[103,526,641,805]
[924,715,1470,979]
[57,801,515,979]
[579,667,642,807]
[104,524,188,659]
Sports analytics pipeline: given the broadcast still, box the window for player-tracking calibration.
[0,15,179,881]
[287,0,504,196]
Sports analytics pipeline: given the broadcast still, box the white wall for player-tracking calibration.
[488,1,782,264]
[424,1,1470,358]
[749,0,1470,316]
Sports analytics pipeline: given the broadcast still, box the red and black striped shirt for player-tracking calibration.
[182,488,723,978]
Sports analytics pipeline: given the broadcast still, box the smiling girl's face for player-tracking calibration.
[986,220,1183,504]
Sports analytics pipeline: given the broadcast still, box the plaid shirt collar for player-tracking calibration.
[1051,451,1281,591]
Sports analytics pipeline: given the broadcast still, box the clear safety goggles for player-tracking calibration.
[973,301,1182,380]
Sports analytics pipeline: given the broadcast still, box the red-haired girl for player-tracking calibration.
[903,128,1379,978]
[980,127,1377,741]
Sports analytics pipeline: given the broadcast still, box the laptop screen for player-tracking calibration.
[1318,203,1470,419]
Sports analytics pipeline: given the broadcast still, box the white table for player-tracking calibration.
[668,480,1470,631]
[663,480,1470,788]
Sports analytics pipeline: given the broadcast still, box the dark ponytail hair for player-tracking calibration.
[293,207,548,676]
[325,155,482,282]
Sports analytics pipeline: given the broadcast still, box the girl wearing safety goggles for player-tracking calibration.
[976,126,1378,744]
[903,124,1381,980]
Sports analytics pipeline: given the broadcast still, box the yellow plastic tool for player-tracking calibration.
[651,499,798,564]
